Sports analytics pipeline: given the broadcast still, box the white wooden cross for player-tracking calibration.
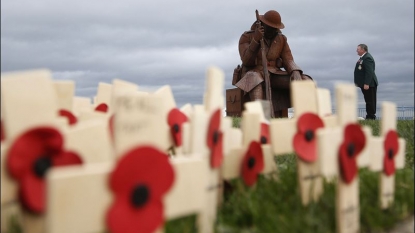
[93,82,112,111]
[1,70,63,141]
[1,69,61,209]
[335,83,373,168]
[63,120,115,164]
[221,116,242,158]
[45,156,211,233]
[53,80,75,111]
[221,101,277,189]
[1,86,22,231]
[270,80,324,205]
[110,78,139,113]
[53,80,79,128]
[1,142,23,233]
[153,85,188,155]
[180,103,193,117]
[185,66,225,233]
[53,80,75,112]
[112,91,170,155]
[189,104,209,156]
[78,78,138,122]
[48,67,225,233]
[1,95,5,143]
[178,103,194,155]
[44,83,214,233]
[0,69,81,233]
[317,87,337,128]
[72,96,93,117]
[317,83,373,233]
[367,102,406,209]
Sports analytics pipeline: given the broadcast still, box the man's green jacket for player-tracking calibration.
[354,52,378,87]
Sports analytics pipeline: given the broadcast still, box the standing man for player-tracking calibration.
[234,10,312,118]
[354,44,378,120]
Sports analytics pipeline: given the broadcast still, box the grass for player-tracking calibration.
[359,119,414,169]
[165,120,414,233]
[212,119,413,233]
[5,120,414,233]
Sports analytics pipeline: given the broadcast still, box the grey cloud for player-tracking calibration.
[1,0,413,109]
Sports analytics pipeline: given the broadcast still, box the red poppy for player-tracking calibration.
[206,109,223,168]
[95,103,109,113]
[6,127,83,213]
[383,130,399,176]
[106,146,175,233]
[260,123,270,144]
[293,112,324,163]
[241,141,264,186]
[167,108,188,147]
[58,109,78,125]
[338,124,366,184]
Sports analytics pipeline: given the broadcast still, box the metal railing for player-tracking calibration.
[331,106,414,120]
[234,106,414,120]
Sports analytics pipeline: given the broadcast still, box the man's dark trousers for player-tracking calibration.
[361,86,377,119]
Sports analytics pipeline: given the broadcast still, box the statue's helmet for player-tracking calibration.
[259,10,285,29]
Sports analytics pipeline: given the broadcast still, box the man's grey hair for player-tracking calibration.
[358,44,368,52]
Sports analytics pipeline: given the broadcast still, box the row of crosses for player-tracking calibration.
[1,67,406,233]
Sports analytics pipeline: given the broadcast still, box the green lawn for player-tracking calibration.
[166,119,414,233]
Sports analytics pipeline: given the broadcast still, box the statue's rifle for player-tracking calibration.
[255,10,274,118]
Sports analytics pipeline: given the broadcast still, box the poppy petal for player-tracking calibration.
[383,156,396,176]
[207,109,221,148]
[260,123,270,144]
[106,197,163,233]
[109,146,175,200]
[344,124,366,155]
[6,127,63,180]
[243,169,258,187]
[338,124,366,184]
[293,113,324,163]
[6,126,82,213]
[383,130,399,176]
[107,147,173,233]
[207,109,223,168]
[210,132,223,168]
[297,112,324,133]
[58,109,78,125]
[167,108,188,147]
[52,151,83,167]
[253,145,265,173]
[339,143,358,184]
[241,141,264,186]
[293,132,317,163]
[95,103,109,113]
[19,174,46,213]
[384,130,399,157]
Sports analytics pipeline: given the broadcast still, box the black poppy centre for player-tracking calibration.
[260,136,267,144]
[305,130,314,142]
[213,130,220,144]
[388,148,394,159]
[248,156,256,169]
[347,143,355,157]
[33,156,52,178]
[131,184,150,208]
[173,124,180,133]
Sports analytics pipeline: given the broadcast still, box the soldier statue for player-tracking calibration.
[233,10,313,117]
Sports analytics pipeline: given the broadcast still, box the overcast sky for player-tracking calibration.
[2,0,414,111]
